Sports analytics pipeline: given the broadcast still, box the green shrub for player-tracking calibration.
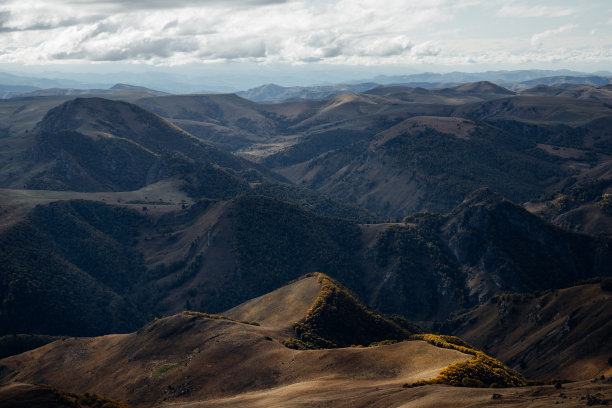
[599,193,612,215]
[152,361,184,378]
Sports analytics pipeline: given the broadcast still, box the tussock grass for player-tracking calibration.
[152,361,185,378]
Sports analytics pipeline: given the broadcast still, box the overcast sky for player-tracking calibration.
[0,0,610,84]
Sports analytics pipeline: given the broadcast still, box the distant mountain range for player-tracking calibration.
[1,69,611,102]
[236,82,380,103]
[363,69,612,85]
[239,74,611,103]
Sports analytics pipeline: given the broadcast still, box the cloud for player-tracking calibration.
[54,37,201,61]
[0,11,10,25]
[344,36,414,58]
[531,24,578,47]
[64,0,289,11]
[198,37,268,60]
[411,41,441,57]
[0,1,106,32]
[0,0,609,69]
[0,12,103,32]
[497,5,575,18]
[0,1,490,64]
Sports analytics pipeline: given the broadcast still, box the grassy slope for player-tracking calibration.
[275,273,524,389]
[0,383,133,408]
[0,274,525,408]
[0,313,470,407]
[447,282,612,381]
[260,92,612,218]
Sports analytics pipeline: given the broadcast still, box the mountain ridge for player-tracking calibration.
[0,273,531,407]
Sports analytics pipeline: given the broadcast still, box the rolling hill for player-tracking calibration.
[524,163,612,235]
[1,81,612,407]
[236,82,379,103]
[22,97,260,193]
[135,93,287,151]
[0,274,526,407]
[2,274,609,407]
[0,194,371,340]
[519,84,612,104]
[265,115,568,216]
[5,82,609,221]
[253,88,612,218]
[1,189,609,345]
[446,281,612,381]
[0,95,373,221]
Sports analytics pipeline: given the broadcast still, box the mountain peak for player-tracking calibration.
[451,81,515,95]
[109,83,167,95]
[36,97,160,136]
[280,273,418,349]
[455,186,506,209]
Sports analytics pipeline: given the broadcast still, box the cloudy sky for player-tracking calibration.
[0,0,610,86]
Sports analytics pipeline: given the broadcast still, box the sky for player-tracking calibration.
[0,0,610,88]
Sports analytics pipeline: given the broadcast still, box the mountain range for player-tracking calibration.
[0,75,611,406]
[1,69,611,101]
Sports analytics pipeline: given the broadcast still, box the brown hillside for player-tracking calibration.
[2,277,610,407]
[364,81,514,105]
[0,382,132,408]
[453,95,612,125]
[448,283,612,381]
[0,310,469,407]
[0,383,64,408]
[449,81,515,96]
[372,116,477,148]
[525,161,612,235]
[520,84,612,104]
[172,380,612,408]
[222,274,321,330]
[135,94,280,151]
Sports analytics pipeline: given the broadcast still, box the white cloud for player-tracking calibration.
[496,5,575,18]
[0,0,456,65]
[0,0,608,69]
[531,24,578,47]
[411,41,441,57]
